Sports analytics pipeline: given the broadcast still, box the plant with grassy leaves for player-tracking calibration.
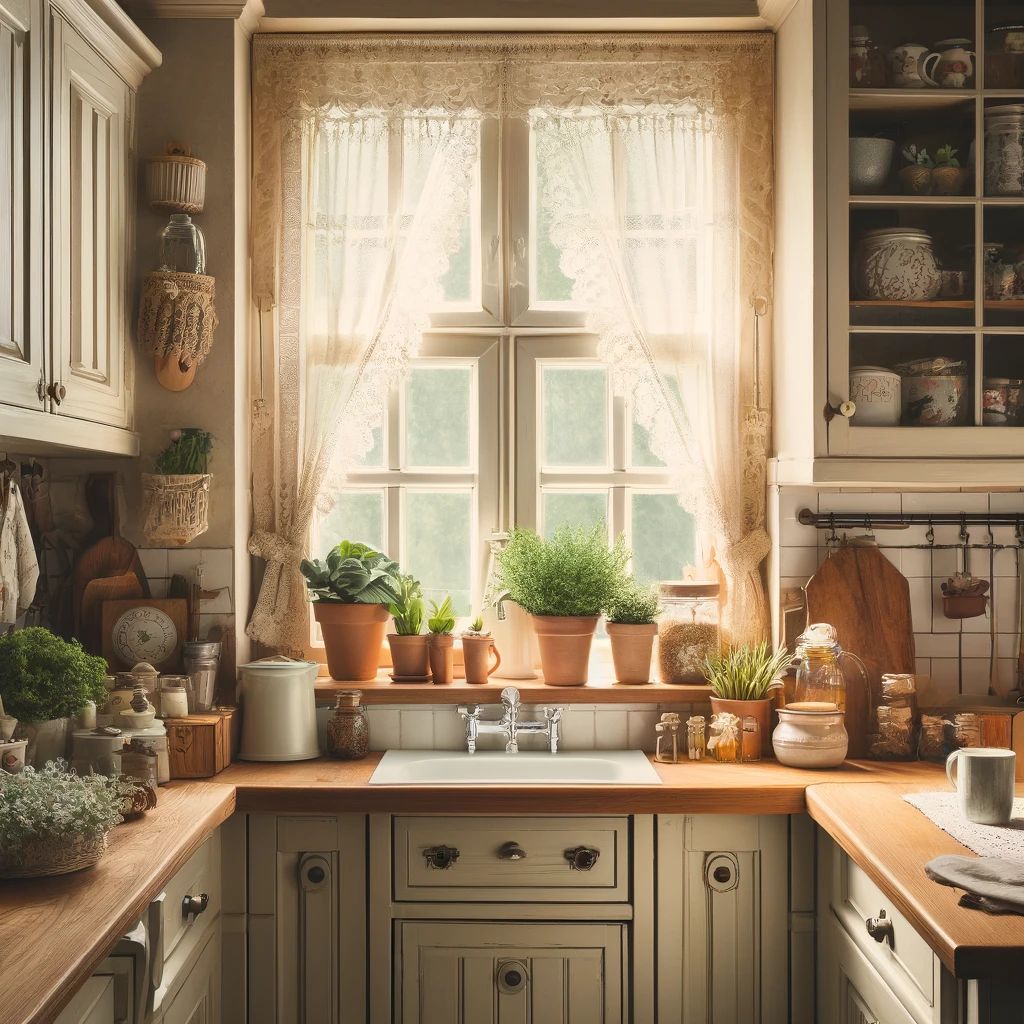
[703,642,792,701]
[388,575,425,635]
[427,596,456,635]
[299,540,402,605]
[496,523,630,618]
[462,614,489,637]
[607,580,660,625]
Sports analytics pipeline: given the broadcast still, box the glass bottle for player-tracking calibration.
[686,715,707,761]
[657,581,721,684]
[741,716,761,762]
[708,712,740,763]
[655,713,681,764]
[159,213,207,274]
[792,623,869,712]
[918,714,946,762]
[326,690,369,760]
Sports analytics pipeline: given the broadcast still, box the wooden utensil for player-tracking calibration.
[804,545,916,758]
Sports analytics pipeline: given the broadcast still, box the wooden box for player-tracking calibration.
[166,709,236,779]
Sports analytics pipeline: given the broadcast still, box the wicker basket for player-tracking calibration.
[142,473,212,546]
[145,144,206,214]
[0,830,108,879]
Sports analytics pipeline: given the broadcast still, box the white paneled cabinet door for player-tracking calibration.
[51,13,130,427]
[161,928,221,1024]
[0,0,45,410]
[54,976,116,1024]
[397,921,625,1024]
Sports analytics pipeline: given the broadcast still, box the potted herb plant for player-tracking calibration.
[496,524,630,686]
[300,541,402,681]
[461,615,501,685]
[703,642,792,758]
[606,581,660,685]
[427,596,456,685]
[142,427,214,546]
[930,145,969,196]
[387,575,430,681]
[0,762,132,878]
[0,628,108,767]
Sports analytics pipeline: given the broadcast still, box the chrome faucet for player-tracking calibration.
[457,687,564,754]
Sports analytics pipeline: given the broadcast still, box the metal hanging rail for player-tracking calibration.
[797,509,1024,531]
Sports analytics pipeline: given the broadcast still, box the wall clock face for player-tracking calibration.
[112,607,179,666]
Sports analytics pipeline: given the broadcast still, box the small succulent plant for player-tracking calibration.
[462,614,490,637]
[388,575,425,636]
[902,144,934,168]
[606,580,661,625]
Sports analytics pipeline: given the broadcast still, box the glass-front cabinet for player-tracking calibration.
[820,0,1024,462]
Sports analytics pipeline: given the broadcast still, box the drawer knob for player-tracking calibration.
[564,846,600,871]
[181,893,209,920]
[423,845,460,870]
[865,910,894,947]
[498,841,527,862]
[496,959,529,994]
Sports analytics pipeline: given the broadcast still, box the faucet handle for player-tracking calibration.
[457,704,481,719]
[542,706,565,722]
[500,687,521,710]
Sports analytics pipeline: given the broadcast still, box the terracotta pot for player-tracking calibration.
[898,165,933,194]
[531,615,599,686]
[428,634,455,685]
[942,594,988,619]
[313,602,388,681]
[387,634,431,681]
[709,697,774,759]
[607,622,657,684]
[462,636,501,684]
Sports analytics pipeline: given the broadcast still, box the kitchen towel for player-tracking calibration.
[926,855,1024,915]
[904,791,1024,859]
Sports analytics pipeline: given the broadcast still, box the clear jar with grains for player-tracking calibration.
[657,581,720,684]
[868,673,919,760]
[326,690,370,760]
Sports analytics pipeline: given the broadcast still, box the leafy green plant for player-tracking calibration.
[0,628,107,722]
[388,575,425,635]
[300,540,402,605]
[901,144,933,168]
[607,580,660,625]
[496,523,630,618]
[427,596,456,635]
[463,614,489,637]
[703,642,792,701]
[934,144,960,168]
[154,428,214,474]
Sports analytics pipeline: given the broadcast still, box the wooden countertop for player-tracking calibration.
[807,779,1024,980]
[0,783,235,1024]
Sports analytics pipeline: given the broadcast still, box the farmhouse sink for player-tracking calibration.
[368,749,662,785]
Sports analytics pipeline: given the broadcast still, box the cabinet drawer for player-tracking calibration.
[393,815,629,902]
[830,849,938,1023]
[158,832,222,977]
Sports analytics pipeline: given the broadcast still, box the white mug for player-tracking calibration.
[946,747,1016,825]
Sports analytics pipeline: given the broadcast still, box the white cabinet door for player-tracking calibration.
[397,921,626,1024]
[161,928,221,1024]
[51,12,130,427]
[0,0,45,411]
[55,976,116,1024]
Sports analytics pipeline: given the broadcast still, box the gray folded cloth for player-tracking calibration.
[926,855,1024,915]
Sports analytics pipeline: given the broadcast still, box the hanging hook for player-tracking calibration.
[926,517,935,547]
[826,513,839,549]
[960,515,970,575]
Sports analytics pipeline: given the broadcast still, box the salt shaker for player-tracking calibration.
[655,713,681,763]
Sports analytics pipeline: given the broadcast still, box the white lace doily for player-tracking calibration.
[904,791,1024,860]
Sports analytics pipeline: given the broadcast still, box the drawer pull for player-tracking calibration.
[498,841,527,862]
[423,845,460,870]
[564,846,600,871]
[496,959,529,994]
[865,910,894,947]
[181,893,209,920]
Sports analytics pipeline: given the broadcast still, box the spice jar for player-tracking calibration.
[708,712,740,763]
[868,673,919,760]
[326,690,370,760]
[158,676,191,719]
[687,716,707,761]
[655,713,681,764]
[657,582,720,684]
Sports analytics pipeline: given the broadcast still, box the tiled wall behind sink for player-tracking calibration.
[136,547,235,639]
[776,486,1024,705]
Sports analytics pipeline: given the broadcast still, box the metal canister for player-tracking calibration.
[183,641,221,712]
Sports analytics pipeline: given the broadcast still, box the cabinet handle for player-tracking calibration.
[181,893,209,919]
[865,910,894,947]
[564,846,600,871]
[497,841,527,861]
[423,845,460,870]
[47,382,66,407]
[496,959,529,994]
[823,399,856,423]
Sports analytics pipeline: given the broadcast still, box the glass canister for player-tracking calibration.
[793,624,863,712]
[657,581,720,684]
[687,715,707,761]
[708,712,740,763]
[158,676,191,719]
[985,105,1024,196]
[326,690,370,760]
[158,213,207,273]
[183,641,221,712]
[655,713,681,764]
[867,673,919,760]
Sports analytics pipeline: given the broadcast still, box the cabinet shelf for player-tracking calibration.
[849,89,977,112]
[848,195,977,205]
[985,300,1024,311]
[850,300,973,309]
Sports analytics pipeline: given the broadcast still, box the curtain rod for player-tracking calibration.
[798,508,1024,530]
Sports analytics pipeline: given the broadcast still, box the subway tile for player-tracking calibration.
[197,549,233,592]
[432,707,466,751]
[960,660,992,696]
[776,486,819,522]
[915,658,931,681]
[817,492,902,514]
[148,578,170,599]
[989,492,1024,512]
[960,608,993,634]
[593,710,629,750]
[997,634,1022,659]
[627,710,660,753]
[915,633,958,658]
[167,549,201,580]
[994,578,1019,632]
[138,549,169,578]
[999,658,1021,690]
[929,658,961,693]
[778,515,813,547]
[959,633,995,658]
[559,709,595,750]
[919,672,958,707]
[368,709,401,751]
[901,491,990,513]
[400,710,434,749]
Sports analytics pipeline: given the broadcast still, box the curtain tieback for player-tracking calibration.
[722,528,771,576]
[249,531,304,564]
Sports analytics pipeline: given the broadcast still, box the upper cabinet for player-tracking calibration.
[0,0,157,455]
[774,0,1024,485]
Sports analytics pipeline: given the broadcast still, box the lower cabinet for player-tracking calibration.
[158,929,221,1024]
[396,921,625,1024]
[55,976,117,1024]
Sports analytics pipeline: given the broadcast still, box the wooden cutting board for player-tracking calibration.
[804,545,916,758]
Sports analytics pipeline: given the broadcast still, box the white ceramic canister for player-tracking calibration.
[933,38,975,88]
[985,105,1024,196]
[772,705,849,768]
[887,42,940,88]
[853,228,941,301]
[239,657,320,761]
[849,366,901,425]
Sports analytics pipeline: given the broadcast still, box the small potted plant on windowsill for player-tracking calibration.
[461,615,501,685]
[606,581,660,685]
[427,596,456,685]
[703,642,792,759]
[300,541,403,682]
[496,524,630,686]
[387,575,430,682]
[141,427,214,546]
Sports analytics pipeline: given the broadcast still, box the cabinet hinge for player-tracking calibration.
[36,371,46,405]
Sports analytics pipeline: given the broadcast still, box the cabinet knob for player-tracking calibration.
[423,845,460,870]
[46,382,66,406]
[498,841,527,862]
[496,959,529,994]
[823,399,856,423]
[564,846,600,871]
[181,893,209,919]
[865,910,894,947]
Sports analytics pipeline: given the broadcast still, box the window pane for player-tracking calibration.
[405,365,472,468]
[630,492,695,586]
[542,491,609,538]
[542,366,608,467]
[359,424,385,468]
[631,417,665,468]
[533,143,574,303]
[318,490,386,554]
[403,490,472,616]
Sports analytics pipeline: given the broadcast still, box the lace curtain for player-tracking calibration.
[249,33,773,652]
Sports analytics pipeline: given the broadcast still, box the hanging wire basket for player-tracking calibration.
[142,473,212,546]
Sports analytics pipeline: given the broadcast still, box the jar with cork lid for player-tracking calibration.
[326,690,370,760]
[657,581,720,684]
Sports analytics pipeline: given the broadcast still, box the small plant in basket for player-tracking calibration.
[143,428,214,546]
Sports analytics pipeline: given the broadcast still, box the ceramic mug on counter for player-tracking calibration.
[946,747,1016,825]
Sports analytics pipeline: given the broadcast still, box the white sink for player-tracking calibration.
[368,749,661,786]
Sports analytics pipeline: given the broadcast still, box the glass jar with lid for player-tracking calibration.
[657,581,720,684]
[792,623,869,712]
[326,690,370,760]
[868,673,919,760]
